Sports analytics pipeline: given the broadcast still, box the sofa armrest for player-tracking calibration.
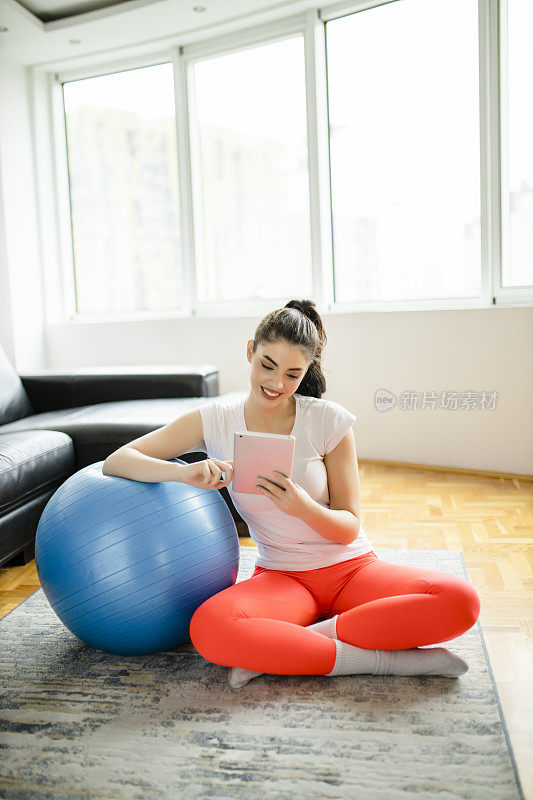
[19,364,219,413]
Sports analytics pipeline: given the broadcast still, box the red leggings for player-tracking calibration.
[189,551,481,675]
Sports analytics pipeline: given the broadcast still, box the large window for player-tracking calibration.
[502,0,533,288]
[63,63,181,315]
[326,0,481,303]
[190,36,312,303]
[53,1,533,318]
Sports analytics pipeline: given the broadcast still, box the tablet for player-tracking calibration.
[233,431,296,495]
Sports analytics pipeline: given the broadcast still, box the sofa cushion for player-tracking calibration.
[0,430,75,516]
[0,348,34,426]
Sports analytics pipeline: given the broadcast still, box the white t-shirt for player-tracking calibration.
[198,390,374,570]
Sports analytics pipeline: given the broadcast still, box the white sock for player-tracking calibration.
[228,666,263,689]
[227,625,469,688]
[326,639,469,678]
[305,615,338,639]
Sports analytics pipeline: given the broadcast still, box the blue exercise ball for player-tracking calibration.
[34,459,239,656]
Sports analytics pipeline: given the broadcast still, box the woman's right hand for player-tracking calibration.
[177,458,234,490]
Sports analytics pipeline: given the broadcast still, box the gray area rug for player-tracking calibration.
[0,547,525,800]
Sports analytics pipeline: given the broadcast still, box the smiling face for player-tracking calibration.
[246,338,310,409]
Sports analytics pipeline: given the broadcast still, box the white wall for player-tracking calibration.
[0,56,532,477]
[0,154,15,366]
[44,307,533,476]
[0,58,46,371]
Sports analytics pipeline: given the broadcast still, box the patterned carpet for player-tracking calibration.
[0,547,525,800]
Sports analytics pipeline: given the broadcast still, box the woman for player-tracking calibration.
[187,299,481,689]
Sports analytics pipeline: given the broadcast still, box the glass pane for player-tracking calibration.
[503,0,533,287]
[63,63,182,315]
[191,36,312,302]
[326,0,481,303]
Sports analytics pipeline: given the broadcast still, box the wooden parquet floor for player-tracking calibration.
[1,461,532,797]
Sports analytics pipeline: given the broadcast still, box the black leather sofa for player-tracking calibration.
[0,345,248,569]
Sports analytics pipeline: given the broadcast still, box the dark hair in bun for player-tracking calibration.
[251,299,328,398]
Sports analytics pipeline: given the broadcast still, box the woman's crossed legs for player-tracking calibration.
[190,567,335,674]
[331,555,481,651]
[189,552,481,677]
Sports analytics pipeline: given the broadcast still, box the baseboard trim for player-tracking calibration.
[358,458,533,483]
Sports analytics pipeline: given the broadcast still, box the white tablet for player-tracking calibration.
[233,431,296,495]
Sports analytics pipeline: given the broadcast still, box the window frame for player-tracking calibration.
[181,11,333,318]
[49,52,188,323]
[496,0,533,301]
[29,0,532,327]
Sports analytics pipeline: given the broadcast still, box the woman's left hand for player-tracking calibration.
[256,471,313,518]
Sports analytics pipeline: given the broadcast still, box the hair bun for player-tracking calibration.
[284,299,326,348]
[284,299,316,316]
